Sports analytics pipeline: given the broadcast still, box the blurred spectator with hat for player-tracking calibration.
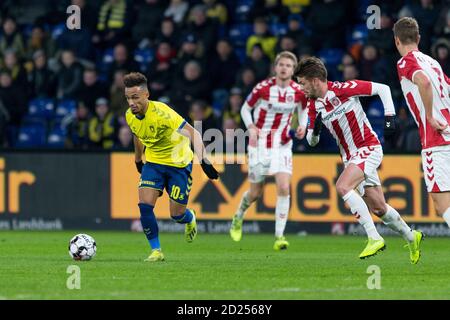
[246,17,278,61]
[187,4,218,55]
[88,97,119,149]
[243,43,271,82]
[131,0,166,47]
[171,60,210,118]
[28,49,55,99]
[66,101,91,149]
[77,67,109,114]
[222,87,245,130]
[431,38,450,75]
[113,125,133,151]
[189,99,219,134]
[55,49,84,100]
[0,16,25,59]
[175,33,205,78]
[155,17,179,46]
[209,38,241,112]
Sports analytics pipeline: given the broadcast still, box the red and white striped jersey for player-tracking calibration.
[246,77,307,148]
[397,50,450,149]
[308,80,380,161]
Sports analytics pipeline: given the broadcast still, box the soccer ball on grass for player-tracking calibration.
[69,234,97,261]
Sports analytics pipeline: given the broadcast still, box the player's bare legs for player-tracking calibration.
[273,172,291,250]
[169,200,197,243]
[430,192,450,227]
[230,182,264,241]
[336,164,385,258]
[139,187,164,261]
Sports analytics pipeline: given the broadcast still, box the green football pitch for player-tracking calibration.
[1,231,449,300]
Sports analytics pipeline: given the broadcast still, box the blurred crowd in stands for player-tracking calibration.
[0,0,449,152]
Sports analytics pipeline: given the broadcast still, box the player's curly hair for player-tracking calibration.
[294,56,327,82]
[123,72,148,89]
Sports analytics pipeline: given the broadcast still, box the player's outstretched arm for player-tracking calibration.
[370,82,397,137]
[133,135,144,173]
[179,122,219,180]
[413,71,448,132]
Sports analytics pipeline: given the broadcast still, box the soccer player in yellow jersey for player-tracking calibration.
[124,72,219,262]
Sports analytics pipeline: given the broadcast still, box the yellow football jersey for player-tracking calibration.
[126,100,193,168]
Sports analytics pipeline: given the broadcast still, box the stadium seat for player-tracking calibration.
[21,23,35,40]
[51,23,66,40]
[55,100,77,118]
[229,23,253,47]
[15,123,47,148]
[102,48,115,65]
[47,127,67,148]
[318,48,345,67]
[234,4,252,23]
[234,47,247,64]
[97,47,115,80]
[270,23,288,36]
[237,0,254,5]
[26,98,55,120]
[134,48,154,73]
[347,23,368,45]
[217,25,227,38]
[318,48,345,80]
[367,100,384,119]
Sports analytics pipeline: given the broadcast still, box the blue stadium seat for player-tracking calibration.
[367,100,384,119]
[21,24,35,40]
[102,48,115,65]
[237,0,254,5]
[15,123,47,148]
[229,23,253,47]
[234,4,252,23]
[47,127,67,148]
[55,100,77,118]
[97,47,115,80]
[347,23,368,45]
[318,48,345,80]
[234,47,247,64]
[51,23,66,40]
[318,48,345,67]
[134,48,154,73]
[270,23,288,36]
[217,25,227,38]
[26,98,55,120]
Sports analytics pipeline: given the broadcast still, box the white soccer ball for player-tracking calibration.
[69,234,97,261]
